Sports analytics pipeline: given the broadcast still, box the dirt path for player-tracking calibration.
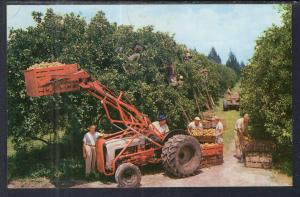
[70,138,291,188]
[9,139,291,188]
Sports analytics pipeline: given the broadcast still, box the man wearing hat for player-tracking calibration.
[213,116,224,144]
[151,114,170,135]
[187,117,203,133]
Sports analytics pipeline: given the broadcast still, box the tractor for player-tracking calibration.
[24,63,202,187]
[223,91,240,111]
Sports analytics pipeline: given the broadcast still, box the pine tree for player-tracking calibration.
[226,51,241,76]
[240,61,245,68]
[207,47,222,64]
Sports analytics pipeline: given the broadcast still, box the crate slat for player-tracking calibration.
[24,64,80,97]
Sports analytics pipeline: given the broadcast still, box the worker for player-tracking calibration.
[234,114,250,162]
[127,53,140,62]
[213,116,224,144]
[166,63,180,86]
[227,88,232,95]
[151,114,170,135]
[184,48,192,62]
[187,116,203,133]
[83,124,101,176]
[166,63,175,83]
[133,44,143,53]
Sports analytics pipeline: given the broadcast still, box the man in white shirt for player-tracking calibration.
[234,114,250,162]
[151,115,170,135]
[213,116,224,144]
[83,125,101,176]
[187,117,203,133]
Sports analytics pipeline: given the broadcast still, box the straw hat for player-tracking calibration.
[194,117,201,121]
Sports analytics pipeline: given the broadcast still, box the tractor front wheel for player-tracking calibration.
[115,163,141,187]
[162,135,201,177]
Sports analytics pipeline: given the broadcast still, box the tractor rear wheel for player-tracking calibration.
[162,135,201,177]
[115,163,141,187]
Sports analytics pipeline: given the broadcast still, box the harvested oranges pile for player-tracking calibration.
[27,61,66,70]
[189,128,215,137]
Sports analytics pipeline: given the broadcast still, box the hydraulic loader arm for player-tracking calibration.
[25,65,164,140]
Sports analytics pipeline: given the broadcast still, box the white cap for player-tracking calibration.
[194,117,201,121]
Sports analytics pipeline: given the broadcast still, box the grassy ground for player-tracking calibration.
[213,82,241,151]
[213,100,240,151]
[7,137,16,158]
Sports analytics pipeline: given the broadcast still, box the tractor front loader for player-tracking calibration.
[24,63,202,187]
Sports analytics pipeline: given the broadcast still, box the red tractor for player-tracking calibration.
[24,63,202,187]
[223,91,240,111]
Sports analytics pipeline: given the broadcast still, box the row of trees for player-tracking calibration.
[8,9,237,152]
[240,5,292,174]
[207,47,245,77]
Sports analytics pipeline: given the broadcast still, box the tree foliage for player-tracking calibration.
[207,47,222,64]
[226,51,241,77]
[240,5,292,174]
[7,9,236,151]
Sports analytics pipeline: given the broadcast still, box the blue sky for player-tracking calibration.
[7,4,282,64]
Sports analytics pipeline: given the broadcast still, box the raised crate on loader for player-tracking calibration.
[24,64,80,97]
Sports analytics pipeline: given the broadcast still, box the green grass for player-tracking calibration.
[7,137,16,157]
[214,99,240,151]
[213,82,241,151]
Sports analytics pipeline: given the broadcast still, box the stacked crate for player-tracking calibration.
[202,111,215,129]
[241,136,275,169]
[189,111,224,168]
[189,128,224,168]
[200,143,224,168]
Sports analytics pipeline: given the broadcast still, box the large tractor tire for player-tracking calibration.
[115,163,141,188]
[162,135,201,177]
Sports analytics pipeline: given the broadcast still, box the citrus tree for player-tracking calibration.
[240,5,292,174]
[8,9,237,151]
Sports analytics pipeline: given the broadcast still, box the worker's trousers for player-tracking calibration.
[234,131,242,158]
[84,145,97,176]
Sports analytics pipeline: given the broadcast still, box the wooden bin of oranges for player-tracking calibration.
[241,135,275,153]
[24,62,80,97]
[189,128,216,143]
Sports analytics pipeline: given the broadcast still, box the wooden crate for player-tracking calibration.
[24,64,80,97]
[202,111,215,121]
[197,135,216,143]
[241,136,275,153]
[190,128,216,143]
[200,155,223,168]
[202,120,213,129]
[244,152,272,169]
[201,143,223,157]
